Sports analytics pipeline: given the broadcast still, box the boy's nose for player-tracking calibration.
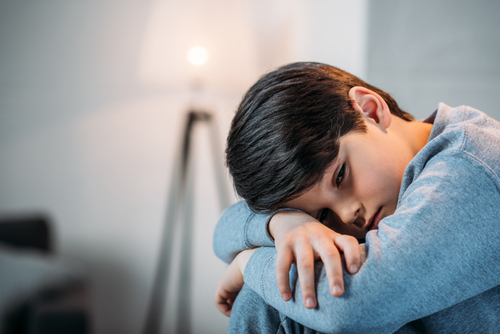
[337,202,361,226]
[339,210,358,225]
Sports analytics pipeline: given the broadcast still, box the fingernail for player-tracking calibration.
[350,264,358,273]
[331,284,342,295]
[305,298,315,308]
[282,293,291,301]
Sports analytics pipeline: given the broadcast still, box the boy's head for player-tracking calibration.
[226,62,413,214]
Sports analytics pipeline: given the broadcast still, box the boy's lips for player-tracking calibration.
[366,207,383,231]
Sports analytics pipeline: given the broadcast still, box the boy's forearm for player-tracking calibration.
[213,201,275,264]
[244,246,369,334]
[236,248,257,273]
[213,200,309,263]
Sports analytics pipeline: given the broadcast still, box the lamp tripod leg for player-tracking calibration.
[144,110,230,334]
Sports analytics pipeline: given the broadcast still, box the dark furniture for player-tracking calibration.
[0,215,90,334]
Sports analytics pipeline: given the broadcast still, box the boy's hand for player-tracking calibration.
[269,211,361,309]
[215,248,256,316]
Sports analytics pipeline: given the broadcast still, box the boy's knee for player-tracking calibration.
[228,285,320,334]
[228,284,281,333]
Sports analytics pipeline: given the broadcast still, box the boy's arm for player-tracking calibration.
[242,156,500,333]
[215,248,257,316]
[213,200,301,263]
[212,201,274,264]
[214,202,364,313]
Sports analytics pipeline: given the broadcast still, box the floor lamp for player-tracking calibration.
[138,1,259,332]
[144,109,230,334]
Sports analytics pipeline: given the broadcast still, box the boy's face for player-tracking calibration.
[284,117,415,238]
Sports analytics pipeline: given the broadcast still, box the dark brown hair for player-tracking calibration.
[226,62,412,213]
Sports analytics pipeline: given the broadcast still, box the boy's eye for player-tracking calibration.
[336,163,345,187]
[318,209,329,223]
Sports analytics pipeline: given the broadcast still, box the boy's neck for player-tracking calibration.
[392,117,434,158]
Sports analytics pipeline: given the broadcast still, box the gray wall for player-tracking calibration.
[367,0,500,120]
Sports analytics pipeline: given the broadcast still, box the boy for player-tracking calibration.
[213,62,500,333]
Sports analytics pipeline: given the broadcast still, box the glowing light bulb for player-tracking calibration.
[187,46,208,65]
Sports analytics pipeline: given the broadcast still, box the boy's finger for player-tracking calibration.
[334,234,361,274]
[214,292,232,317]
[217,302,231,317]
[276,245,294,301]
[295,244,317,309]
[317,240,344,297]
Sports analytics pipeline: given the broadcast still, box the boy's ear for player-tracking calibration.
[348,86,391,130]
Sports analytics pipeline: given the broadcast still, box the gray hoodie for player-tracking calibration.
[214,103,500,333]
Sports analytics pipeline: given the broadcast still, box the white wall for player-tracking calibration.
[0,1,368,333]
[244,0,368,78]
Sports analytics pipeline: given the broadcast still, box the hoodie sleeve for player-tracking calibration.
[212,201,275,263]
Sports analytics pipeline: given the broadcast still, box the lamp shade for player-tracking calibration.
[138,0,260,94]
